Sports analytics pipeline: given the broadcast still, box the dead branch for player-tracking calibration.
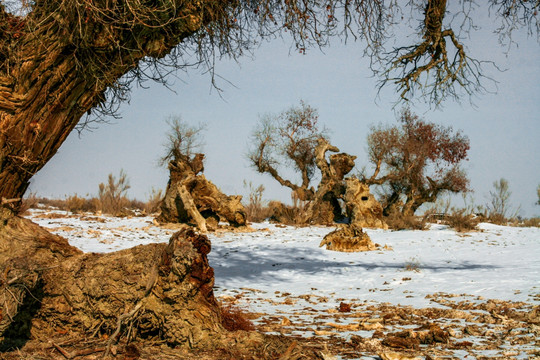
[376,0,498,106]
[175,180,208,233]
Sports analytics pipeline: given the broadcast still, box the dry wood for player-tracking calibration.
[158,155,247,230]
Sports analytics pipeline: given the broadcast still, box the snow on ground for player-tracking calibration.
[25,208,540,359]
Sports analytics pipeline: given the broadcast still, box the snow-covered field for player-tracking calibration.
[26,208,540,359]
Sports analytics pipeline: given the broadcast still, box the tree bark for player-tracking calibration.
[0,212,223,349]
[157,158,247,229]
[177,180,208,233]
[0,1,230,208]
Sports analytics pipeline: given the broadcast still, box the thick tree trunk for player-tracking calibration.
[0,1,226,207]
[0,213,321,358]
[0,212,223,350]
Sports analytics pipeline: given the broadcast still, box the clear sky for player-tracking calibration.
[29,11,540,217]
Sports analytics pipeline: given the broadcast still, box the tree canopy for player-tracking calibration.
[362,108,470,216]
[247,101,327,201]
[0,0,538,206]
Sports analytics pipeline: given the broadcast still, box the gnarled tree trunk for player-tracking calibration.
[0,1,228,208]
[0,213,223,350]
[1,214,316,358]
[157,156,247,231]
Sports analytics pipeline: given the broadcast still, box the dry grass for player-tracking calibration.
[444,208,479,233]
[221,305,256,332]
[384,210,428,231]
[404,257,421,272]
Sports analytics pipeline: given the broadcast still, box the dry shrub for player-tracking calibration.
[97,170,131,216]
[444,208,479,232]
[487,213,509,225]
[243,181,272,222]
[517,217,540,228]
[404,257,421,272]
[221,305,256,332]
[65,194,96,213]
[338,302,352,312]
[34,197,65,210]
[384,209,428,230]
[33,195,96,213]
[144,187,163,215]
[268,201,309,226]
[246,204,273,223]
[16,193,39,215]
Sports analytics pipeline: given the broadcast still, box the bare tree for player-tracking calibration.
[247,101,328,202]
[159,115,207,167]
[0,0,537,355]
[487,178,519,223]
[363,108,470,216]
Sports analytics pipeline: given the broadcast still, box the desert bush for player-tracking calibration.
[65,194,96,213]
[486,178,519,225]
[517,217,540,228]
[34,197,65,210]
[243,181,272,222]
[32,195,96,213]
[404,257,421,272]
[444,208,479,232]
[268,193,313,226]
[426,195,479,232]
[144,187,163,215]
[97,170,131,216]
[220,305,256,332]
[383,208,428,230]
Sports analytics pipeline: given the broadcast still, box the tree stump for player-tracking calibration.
[345,178,388,230]
[319,224,378,252]
[0,213,223,350]
[157,156,247,231]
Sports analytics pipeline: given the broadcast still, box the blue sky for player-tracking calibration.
[29,13,540,217]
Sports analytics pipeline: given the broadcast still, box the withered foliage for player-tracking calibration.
[221,304,256,332]
[363,108,470,216]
